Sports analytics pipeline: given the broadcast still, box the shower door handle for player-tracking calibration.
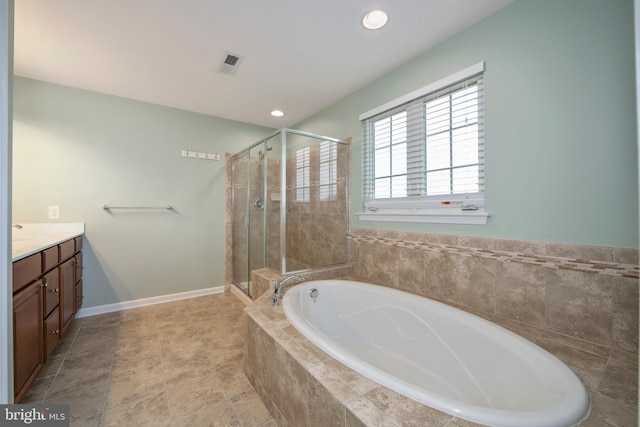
[244,216,249,228]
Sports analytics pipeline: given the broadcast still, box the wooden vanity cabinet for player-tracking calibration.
[12,235,83,402]
[13,280,43,403]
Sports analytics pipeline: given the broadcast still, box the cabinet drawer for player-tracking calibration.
[74,236,82,253]
[13,253,42,293]
[42,246,59,273]
[42,268,60,318]
[44,306,60,361]
[59,239,75,262]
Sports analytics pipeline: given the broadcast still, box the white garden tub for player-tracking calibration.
[282,280,590,427]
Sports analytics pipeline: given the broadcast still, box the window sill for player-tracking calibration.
[356,209,490,225]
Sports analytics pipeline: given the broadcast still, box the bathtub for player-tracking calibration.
[282,280,590,427]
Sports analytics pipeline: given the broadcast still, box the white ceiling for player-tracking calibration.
[14,0,512,128]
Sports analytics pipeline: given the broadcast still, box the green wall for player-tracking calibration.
[12,77,273,307]
[296,0,638,248]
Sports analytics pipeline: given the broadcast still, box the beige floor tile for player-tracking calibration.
[231,388,273,427]
[36,292,274,426]
[166,374,226,419]
[161,340,209,364]
[106,366,166,408]
[70,413,103,427]
[104,391,171,427]
[46,366,111,399]
[38,353,66,378]
[217,363,254,399]
[48,383,108,422]
[110,352,163,381]
[173,399,242,427]
[20,375,54,403]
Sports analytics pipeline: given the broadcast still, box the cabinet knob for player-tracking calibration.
[42,282,48,288]
[53,288,59,293]
[50,330,59,335]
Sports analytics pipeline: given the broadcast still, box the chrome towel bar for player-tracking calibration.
[102,205,173,210]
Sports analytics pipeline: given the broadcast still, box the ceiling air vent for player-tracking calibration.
[217,52,243,76]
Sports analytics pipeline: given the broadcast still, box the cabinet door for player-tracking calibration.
[59,258,75,335]
[42,267,60,317]
[13,281,43,402]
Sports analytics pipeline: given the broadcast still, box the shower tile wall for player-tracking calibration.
[284,143,349,272]
[265,155,281,271]
[349,228,639,354]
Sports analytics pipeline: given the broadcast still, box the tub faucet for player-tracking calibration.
[12,224,23,230]
[273,275,306,307]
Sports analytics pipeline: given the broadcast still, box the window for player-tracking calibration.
[319,141,337,201]
[359,62,489,224]
[295,147,310,202]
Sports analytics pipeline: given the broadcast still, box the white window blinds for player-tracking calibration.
[361,64,484,211]
[295,147,310,202]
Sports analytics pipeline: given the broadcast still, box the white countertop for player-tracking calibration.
[12,223,85,262]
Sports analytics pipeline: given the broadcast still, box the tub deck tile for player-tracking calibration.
[346,396,401,427]
[361,387,453,427]
[534,335,609,395]
[245,283,630,427]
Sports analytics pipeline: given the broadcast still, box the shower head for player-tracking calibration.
[258,145,273,160]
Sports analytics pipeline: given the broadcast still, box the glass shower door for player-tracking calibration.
[232,150,250,293]
[246,144,266,298]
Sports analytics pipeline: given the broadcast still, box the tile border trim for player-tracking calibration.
[348,233,639,279]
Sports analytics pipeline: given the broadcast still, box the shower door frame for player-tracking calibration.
[278,128,350,274]
[230,141,269,298]
[231,128,350,294]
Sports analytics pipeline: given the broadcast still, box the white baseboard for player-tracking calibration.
[76,286,225,318]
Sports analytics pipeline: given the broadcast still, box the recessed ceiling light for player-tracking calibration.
[362,10,388,30]
[271,110,285,117]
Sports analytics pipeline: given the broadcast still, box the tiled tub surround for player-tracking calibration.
[349,228,639,354]
[245,286,638,427]
[249,265,353,303]
[245,228,638,426]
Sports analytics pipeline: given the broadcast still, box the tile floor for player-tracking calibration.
[21,292,275,427]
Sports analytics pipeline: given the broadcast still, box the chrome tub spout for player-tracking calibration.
[273,275,306,307]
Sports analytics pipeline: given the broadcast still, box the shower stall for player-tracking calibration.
[230,128,349,298]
